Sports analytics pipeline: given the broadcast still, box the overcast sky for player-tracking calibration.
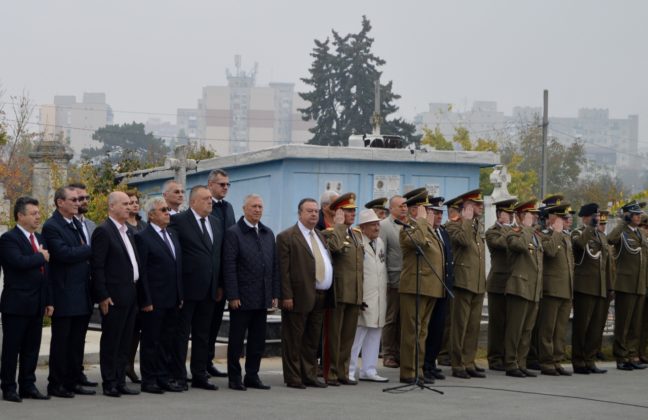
[2,0,646,142]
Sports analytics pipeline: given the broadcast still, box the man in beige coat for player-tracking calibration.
[349,209,389,383]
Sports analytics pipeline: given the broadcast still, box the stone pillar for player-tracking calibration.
[29,139,73,216]
[0,182,10,235]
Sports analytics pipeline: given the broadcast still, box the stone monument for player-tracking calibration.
[29,138,73,215]
[484,164,516,274]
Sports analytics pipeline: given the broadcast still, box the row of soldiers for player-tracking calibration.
[370,187,648,382]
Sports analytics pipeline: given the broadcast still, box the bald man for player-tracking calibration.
[92,191,142,397]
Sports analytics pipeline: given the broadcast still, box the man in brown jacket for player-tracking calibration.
[608,200,648,370]
[504,199,543,378]
[398,191,445,384]
[485,198,516,371]
[446,189,486,379]
[571,203,609,374]
[324,193,364,386]
[278,198,334,389]
[537,203,574,376]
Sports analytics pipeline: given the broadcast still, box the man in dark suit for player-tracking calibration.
[168,185,223,390]
[67,182,98,389]
[42,186,95,398]
[0,196,51,402]
[206,169,236,378]
[223,194,279,391]
[92,191,141,397]
[278,198,334,389]
[423,196,455,382]
[134,197,184,394]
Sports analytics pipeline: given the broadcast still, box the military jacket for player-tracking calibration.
[505,226,543,302]
[485,222,511,294]
[324,223,364,305]
[445,218,486,294]
[571,225,608,297]
[607,221,647,295]
[399,217,445,298]
[540,229,574,299]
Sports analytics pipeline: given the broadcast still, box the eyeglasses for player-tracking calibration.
[67,198,80,203]
[217,183,231,188]
[78,195,91,201]
[158,207,172,213]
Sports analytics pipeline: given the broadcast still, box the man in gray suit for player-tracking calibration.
[379,195,408,368]
[68,182,98,389]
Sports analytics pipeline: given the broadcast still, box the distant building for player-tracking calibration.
[145,118,178,146]
[39,92,113,157]
[415,101,639,170]
[179,56,313,156]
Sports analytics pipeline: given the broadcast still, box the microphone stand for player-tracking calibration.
[383,221,450,395]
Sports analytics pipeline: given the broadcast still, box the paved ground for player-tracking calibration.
[3,357,648,420]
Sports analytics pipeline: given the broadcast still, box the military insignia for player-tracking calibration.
[379,249,386,263]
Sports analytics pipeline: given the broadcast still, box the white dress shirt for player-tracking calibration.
[109,217,140,282]
[297,221,333,290]
[191,208,213,243]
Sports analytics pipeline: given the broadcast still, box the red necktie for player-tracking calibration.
[30,233,44,273]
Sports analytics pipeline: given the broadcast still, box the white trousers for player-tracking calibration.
[349,326,382,378]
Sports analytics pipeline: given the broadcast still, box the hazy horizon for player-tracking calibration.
[2,0,646,142]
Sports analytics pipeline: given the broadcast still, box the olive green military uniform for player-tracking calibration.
[485,222,511,370]
[608,220,648,363]
[504,227,543,372]
[399,217,445,380]
[537,229,574,371]
[571,225,610,370]
[324,223,364,382]
[446,218,486,373]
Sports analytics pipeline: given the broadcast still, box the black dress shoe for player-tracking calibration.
[20,388,50,400]
[588,366,607,374]
[173,380,189,391]
[70,385,96,395]
[103,387,121,397]
[466,369,486,378]
[207,365,228,378]
[244,378,271,390]
[191,379,218,390]
[141,384,165,394]
[520,368,537,377]
[473,365,486,373]
[573,366,591,374]
[423,375,435,384]
[125,368,142,384]
[556,367,572,376]
[48,385,74,398]
[630,362,647,370]
[228,381,247,391]
[431,370,446,380]
[452,370,471,379]
[339,378,357,385]
[326,379,341,386]
[117,385,140,395]
[526,362,541,371]
[78,378,98,387]
[159,381,184,392]
[505,369,525,378]
[617,362,635,371]
[489,364,506,372]
[541,369,559,376]
[3,391,22,402]
[304,379,327,388]
[286,382,306,389]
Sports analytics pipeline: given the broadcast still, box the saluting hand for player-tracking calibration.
[552,217,564,232]
[334,209,345,225]
[522,212,534,227]
[461,204,474,221]
[416,205,427,220]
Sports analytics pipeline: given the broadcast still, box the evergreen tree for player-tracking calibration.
[299,16,414,146]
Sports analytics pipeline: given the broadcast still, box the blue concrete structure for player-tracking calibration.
[123,144,499,233]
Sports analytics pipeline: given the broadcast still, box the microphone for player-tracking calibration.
[394,219,412,229]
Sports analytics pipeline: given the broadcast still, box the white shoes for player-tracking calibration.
[359,373,389,383]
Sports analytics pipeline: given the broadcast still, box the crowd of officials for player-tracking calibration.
[2,168,648,403]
